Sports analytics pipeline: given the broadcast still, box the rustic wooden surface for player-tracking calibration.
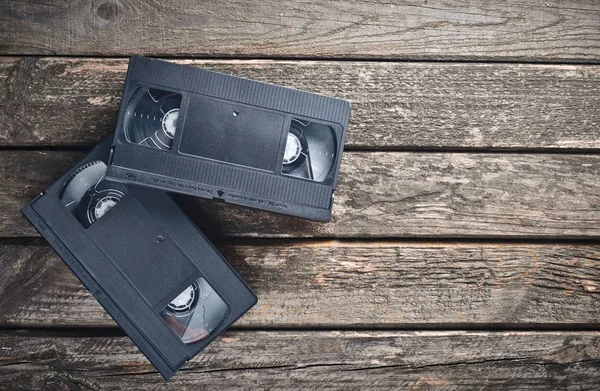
[2,151,600,239]
[2,58,600,149]
[1,331,599,390]
[1,1,599,389]
[1,1,599,62]
[1,240,599,328]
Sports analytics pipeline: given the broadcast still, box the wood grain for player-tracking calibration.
[1,57,600,149]
[0,331,599,390]
[1,1,599,62]
[3,150,600,239]
[2,1,599,388]
[1,241,599,327]
[0,151,83,238]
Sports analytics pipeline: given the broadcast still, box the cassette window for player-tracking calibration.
[282,119,337,182]
[161,277,229,344]
[124,87,182,150]
[60,161,125,228]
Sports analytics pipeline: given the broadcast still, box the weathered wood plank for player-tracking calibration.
[1,241,599,327]
[0,151,83,238]
[1,0,599,62]
[0,331,599,390]
[2,57,600,149]
[2,150,600,239]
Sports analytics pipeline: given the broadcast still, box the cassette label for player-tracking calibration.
[180,95,285,170]
[86,197,197,307]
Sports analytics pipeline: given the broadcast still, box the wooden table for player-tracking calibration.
[1,1,599,389]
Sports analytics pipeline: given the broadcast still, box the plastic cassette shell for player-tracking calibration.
[106,56,351,222]
[21,138,257,379]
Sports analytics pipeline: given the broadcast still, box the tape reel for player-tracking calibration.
[161,278,229,344]
[282,119,337,182]
[124,87,182,150]
[60,161,125,228]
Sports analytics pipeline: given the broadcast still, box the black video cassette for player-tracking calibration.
[21,137,257,379]
[106,56,351,222]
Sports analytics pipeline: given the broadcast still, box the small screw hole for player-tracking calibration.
[156,235,164,243]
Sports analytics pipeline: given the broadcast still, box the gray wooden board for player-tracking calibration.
[1,241,599,327]
[2,150,600,239]
[1,58,600,149]
[2,1,600,389]
[1,0,599,62]
[0,331,599,390]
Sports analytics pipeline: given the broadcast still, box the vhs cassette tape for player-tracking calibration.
[22,138,257,379]
[106,56,351,222]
